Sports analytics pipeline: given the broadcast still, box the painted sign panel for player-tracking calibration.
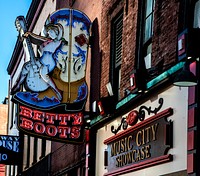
[11,8,91,143]
[18,105,84,143]
[104,108,173,176]
[0,135,21,165]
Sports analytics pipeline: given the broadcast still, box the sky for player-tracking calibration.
[0,1,32,103]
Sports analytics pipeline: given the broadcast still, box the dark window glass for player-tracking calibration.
[40,139,46,158]
[110,10,123,100]
[142,0,155,70]
[32,137,38,164]
[25,136,30,168]
[144,0,155,43]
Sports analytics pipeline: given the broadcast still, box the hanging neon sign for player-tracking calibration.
[12,8,91,143]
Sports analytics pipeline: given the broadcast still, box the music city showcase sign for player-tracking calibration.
[104,108,173,176]
[11,8,91,143]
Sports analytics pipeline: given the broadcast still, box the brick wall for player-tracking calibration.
[0,104,8,176]
[100,0,125,97]
[100,0,180,99]
[152,0,180,67]
[0,104,7,135]
[120,0,138,96]
[51,142,85,175]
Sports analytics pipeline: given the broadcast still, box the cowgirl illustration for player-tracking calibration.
[12,21,68,101]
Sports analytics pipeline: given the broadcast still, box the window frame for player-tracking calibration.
[32,137,38,164]
[143,0,155,44]
[110,9,123,101]
[25,135,30,169]
[136,0,155,72]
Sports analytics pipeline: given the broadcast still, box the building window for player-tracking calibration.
[110,10,123,101]
[193,0,200,28]
[25,136,30,168]
[40,139,46,158]
[10,102,14,129]
[33,137,38,164]
[144,0,155,42]
[12,166,16,176]
[8,165,11,175]
[142,0,155,70]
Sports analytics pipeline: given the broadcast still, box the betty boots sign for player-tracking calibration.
[12,8,91,143]
[19,105,83,143]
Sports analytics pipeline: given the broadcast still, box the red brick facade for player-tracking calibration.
[100,0,181,99]
[6,0,200,175]
[152,0,179,67]
[0,103,8,176]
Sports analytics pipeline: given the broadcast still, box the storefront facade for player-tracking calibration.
[95,86,188,176]
[6,0,200,175]
[88,0,200,175]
